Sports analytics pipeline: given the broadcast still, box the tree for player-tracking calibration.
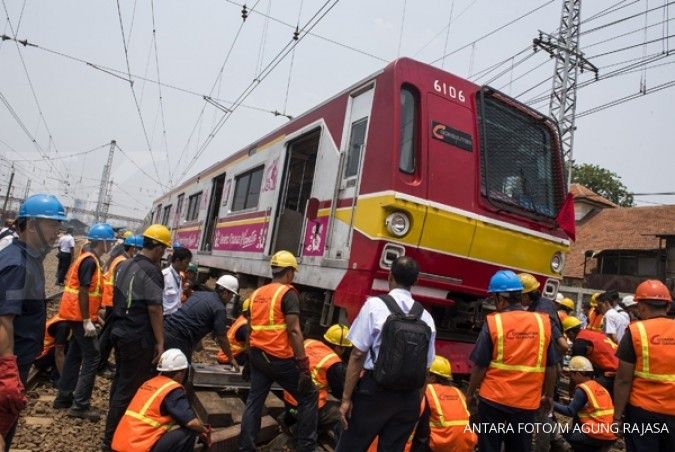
[572,163,634,207]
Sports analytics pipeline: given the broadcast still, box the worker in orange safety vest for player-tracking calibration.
[217,298,250,366]
[238,250,317,452]
[54,222,116,420]
[553,356,616,451]
[33,314,71,384]
[406,355,477,452]
[112,348,211,452]
[466,270,556,452]
[613,279,675,451]
[282,324,352,447]
[586,294,604,332]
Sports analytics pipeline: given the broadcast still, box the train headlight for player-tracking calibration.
[551,252,565,274]
[385,211,411,237]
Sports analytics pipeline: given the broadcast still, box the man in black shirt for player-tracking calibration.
[164,274,239,369]
[102,224,171,451]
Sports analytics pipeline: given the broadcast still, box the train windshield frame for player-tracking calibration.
[477,88,564,220]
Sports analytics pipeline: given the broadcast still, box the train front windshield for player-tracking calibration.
[478,93,562,218]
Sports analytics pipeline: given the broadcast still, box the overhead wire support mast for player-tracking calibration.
[533,0,598,186]
[95,140,116,223]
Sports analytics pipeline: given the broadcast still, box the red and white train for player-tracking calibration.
[151,57,571,373]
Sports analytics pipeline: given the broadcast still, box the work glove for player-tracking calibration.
[198,424,212,448]
[0,356,27,436]
[83,319,97,337]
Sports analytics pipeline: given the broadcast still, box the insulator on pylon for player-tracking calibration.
[242,5,248,21]
[293,26,299,41]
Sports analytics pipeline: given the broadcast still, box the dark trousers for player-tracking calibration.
[562,430,614,452]
[239,348,318,452]
[151,427,196,452]
[56,322,100,410]
[624,404,675,452]
[103,337,155,447]
[477,399,536,452]
[97,308,114,372]
[56,251,72,284]
[335,372,421,452]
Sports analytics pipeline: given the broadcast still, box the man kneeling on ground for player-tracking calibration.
[112,348,211,452]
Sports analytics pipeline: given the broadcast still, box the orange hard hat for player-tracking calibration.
[634,279,672,303]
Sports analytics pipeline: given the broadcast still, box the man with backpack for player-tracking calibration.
[336,256,436,452]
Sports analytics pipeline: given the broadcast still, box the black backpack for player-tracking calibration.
[371,294,431,391]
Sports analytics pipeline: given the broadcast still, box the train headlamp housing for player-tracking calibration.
[551,252,565,274]
[385,211,411,238]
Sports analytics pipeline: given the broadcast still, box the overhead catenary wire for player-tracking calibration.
[282,0,305,116]
[150,0,173,186]
[0,142,110,162]
[115,0,164,189]
[177,0,341,183]
[576,77,675,117]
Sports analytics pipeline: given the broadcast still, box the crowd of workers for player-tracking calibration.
[0,193,674,452]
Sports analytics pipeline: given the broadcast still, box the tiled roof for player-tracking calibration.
[569,183,618,208]
[565,205,675,279]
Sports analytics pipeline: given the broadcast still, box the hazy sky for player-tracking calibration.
[1,0,673,219]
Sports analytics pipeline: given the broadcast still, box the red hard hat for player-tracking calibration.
[633,279,672,302]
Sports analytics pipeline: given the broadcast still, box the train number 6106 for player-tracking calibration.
[433,80,466,103]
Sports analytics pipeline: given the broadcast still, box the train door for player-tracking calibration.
[201,173,226,251]
[270,129,320,255]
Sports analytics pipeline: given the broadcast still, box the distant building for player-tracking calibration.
[564,184,675,295]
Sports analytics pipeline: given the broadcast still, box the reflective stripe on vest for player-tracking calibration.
[58,252,102,321]
[102,254,126,307]
[490,312,546,373]
[576,329,618,372]
[427,384,470,428]
[577,383,614,419]
[577,380,616,441]
[634,321,675,382]
[249,285,288,331]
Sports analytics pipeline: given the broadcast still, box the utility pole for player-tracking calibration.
[23,179,31,200]
[533,0,598,185]
[95,140,116,223]
[1,164,15,222]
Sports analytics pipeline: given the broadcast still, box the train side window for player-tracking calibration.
[161,204,172,225]
[399,85,419,174]
[232,165,264,211]
[176,194,185,221]
[154,204,162,223]
[186,192,202,221]
[344,118,368,179]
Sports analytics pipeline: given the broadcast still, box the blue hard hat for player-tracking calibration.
[132,235,144,248]
[123,235,135,246]
[87,223,116,241]
[172,240,183,249]
[487,270,524,293]
[18,194,66,221]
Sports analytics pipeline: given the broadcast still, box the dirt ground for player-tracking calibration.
[9,245,627,451]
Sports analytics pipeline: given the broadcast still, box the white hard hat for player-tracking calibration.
[556,292,564,303]
[565,355,594,372]
[216,274,239,294]
[157,348,189,372]
[622,295,637,307]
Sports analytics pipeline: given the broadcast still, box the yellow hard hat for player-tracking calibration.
[590,293,600,307]
[562,316,582,332]
[142,224,172,247]
[122,230,133,239]
[565,355,594,372]
[517,273,541,294]
[323,324,352,347]
[429,355,452,380]
[270,250,299,271]
[241,298,250,313]
[558,298,575,311]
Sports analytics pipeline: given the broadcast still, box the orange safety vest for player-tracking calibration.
[37,314,68,360]
[58,251,102,321]
[576,329,618,372]
[425,383,477,452]
[102,254,127,308]
[479,310,551,410]
[249,283,296,359]
[217,315,248,364]
[283,339,342,408]
[557,310,568,322]
[587,311,604,332]
[628,317,675,416]
[111,375,182,451]
[577,380,616,441]
[180,271,191,303]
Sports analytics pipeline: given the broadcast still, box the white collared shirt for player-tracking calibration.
[604,305,630,343]
[348,288,436,370]
[58,234,75,253]
[162,265,183,316]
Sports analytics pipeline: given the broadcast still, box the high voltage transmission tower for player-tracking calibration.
[534,0,598,184]
[95,140,116,223]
